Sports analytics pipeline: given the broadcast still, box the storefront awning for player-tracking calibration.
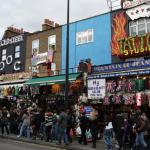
[25,73,81,86]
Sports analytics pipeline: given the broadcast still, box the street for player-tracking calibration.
[0,138,64,150]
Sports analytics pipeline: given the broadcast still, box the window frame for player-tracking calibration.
[15,45,21,58]
[76,29,94,45]
[48,35,56,51]
[2,49,6,61]
[32,39,39,55]
[129,18,150,36]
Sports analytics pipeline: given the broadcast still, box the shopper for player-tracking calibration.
[89,108,99,148]
[1,106,10,135]
[57,108,68,145]
[78,112,89,145]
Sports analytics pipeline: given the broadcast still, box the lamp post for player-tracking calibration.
[65,0,70,109]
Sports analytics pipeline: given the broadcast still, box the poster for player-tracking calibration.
[88,79,106,99]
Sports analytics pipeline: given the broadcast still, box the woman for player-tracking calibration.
[104,115,113,150]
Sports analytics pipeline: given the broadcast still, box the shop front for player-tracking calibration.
[88,59,150,115]
[25,73,83,112]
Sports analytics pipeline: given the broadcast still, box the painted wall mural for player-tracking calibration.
[111,11,127,56]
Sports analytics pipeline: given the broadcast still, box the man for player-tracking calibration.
[57,108,68,145]
[78,112,89,145]
[134,112,148,150]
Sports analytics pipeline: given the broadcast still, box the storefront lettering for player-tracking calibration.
[0,35,23,47]
[118,34,150,57]
[0,55,21,71]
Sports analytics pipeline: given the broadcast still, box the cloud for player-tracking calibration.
[0,0,109,38]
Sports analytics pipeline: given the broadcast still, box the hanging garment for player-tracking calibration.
[135,79,145,91]
[103,96,110,105]
[136,93,142,106]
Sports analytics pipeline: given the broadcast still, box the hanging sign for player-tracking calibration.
[37,52,47,65]
[126,4,150,20]
[88,79,106,99]
[122,0,150,9]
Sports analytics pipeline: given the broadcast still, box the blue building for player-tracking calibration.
[62,12,111,73]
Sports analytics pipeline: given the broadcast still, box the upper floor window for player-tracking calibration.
[48,35,56,51]
[129,18,150,36]
[32,39,39,56]
[76,29,94,45]
[15,45,20,58]
[2,49,6,61]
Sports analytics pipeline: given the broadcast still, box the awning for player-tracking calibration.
[25,73,81,86]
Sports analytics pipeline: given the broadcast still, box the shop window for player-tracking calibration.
[32,39,39,56]
[76,29,94,45]
[15,45,20,58]
[48,35,56,51]
[129,18,150,36]
[2,49,6,61]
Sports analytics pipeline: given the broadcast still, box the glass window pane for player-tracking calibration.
[32,39,39,49]
[147,23,150,33]
[2,55,6,61]
[130,26,137,36]
[15,52,20,58]
[138,24,146,35]
[2,49,6,55]
[138,19,145,24]
[15,45,20,52]
[48,35,56,45]
[88,29,93,42]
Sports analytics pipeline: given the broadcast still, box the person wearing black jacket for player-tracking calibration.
[78,112,89,145]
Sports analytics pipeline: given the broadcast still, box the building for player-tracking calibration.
[61,12,112,73]
[25,19,62,77]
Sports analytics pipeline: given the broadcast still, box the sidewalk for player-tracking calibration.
[0,134,106,150]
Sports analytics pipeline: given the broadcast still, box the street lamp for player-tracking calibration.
[65,0,70,109]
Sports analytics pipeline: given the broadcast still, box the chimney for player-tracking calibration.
[42,19,59,31]
[7,27,24,34]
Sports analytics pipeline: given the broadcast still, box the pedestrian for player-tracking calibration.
[1,106,10,135]
[17,110,30,138]
[134,111,148,150]
[78,112,89,145]
[89,108,99,148]
[103,114,113,150]
[57,108,68,145]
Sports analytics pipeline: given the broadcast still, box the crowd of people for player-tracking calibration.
[0,102,149,150]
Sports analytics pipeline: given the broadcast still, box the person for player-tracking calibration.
[89,108,99,148]
[17,110,30,138]
[1,106,10,135]
[57,108,68,145]
[66,109,75,143]
[103,115,113,150]
[134,111,148,150]
[78,112,89,145]
[113,113,124,150]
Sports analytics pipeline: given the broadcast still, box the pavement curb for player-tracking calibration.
[0,135,94,150]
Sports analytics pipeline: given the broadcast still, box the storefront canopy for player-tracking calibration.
[25,73,81,86]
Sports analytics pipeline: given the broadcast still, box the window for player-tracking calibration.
[2,49,6,61]
[129,18,150,36]
[32,39,39,56]
[15,45,20,58]
[76,29,94,45]
[48,35,56,51]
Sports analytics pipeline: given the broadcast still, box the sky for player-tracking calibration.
[0,0,120,39]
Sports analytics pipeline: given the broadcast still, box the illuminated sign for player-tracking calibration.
[118,34,150,57]
[0,35,23,47]
[122,0,150,9]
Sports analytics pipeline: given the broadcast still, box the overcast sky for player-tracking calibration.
[0,0,119,39]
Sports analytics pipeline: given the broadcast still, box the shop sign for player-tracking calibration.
[37,52,47,65]
[0,35,23,47]
[126,4,150,20]
[92,59,150,74]
[88,79,106,99]
[118,34,150,58]
[122,0,150,9]
[0,72,31,81]
[0,55,21,71]
[89,69,150,79]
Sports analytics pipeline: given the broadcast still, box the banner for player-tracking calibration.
[126,4,150,20]
[88,79,106,99]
